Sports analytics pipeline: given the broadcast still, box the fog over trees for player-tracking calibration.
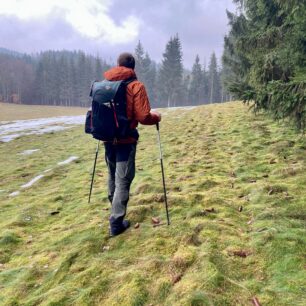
[0,36,229,108]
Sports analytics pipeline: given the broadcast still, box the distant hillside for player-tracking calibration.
[0,47,24,58]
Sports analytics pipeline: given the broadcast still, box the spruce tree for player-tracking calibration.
[134,41,145,82]
[158,34,183,107]
[134,42,157,105]
[208,52,221,103]
[34,60,46,104]
[77,52,88,106]
[223,0,306,128]
[201,62,209,103]
[58,54,69,106]
[95,56,103,81]
[189,55,203,105]
[142,52,156,105]
[181,74,190,106]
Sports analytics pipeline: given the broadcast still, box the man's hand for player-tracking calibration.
[151,111,162,122]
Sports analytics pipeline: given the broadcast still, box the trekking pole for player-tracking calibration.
[156,123,170,225]
[88,140,100,203]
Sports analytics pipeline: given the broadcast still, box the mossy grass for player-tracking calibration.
[0,102,305,305]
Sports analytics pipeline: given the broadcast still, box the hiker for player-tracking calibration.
[103,52,161,236]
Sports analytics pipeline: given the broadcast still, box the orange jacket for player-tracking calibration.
[104,66,159,143]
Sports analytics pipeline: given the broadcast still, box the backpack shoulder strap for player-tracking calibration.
[89,80,99,97]
[122,77,137,86]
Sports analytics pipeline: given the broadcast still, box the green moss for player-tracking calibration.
[189,291,212,306]
[0,232,21,245]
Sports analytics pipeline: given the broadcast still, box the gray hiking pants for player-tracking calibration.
[104,143,137,222]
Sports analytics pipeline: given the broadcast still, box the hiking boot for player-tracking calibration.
[109,218,130,237]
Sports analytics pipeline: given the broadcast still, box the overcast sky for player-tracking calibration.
[0,0,236,68]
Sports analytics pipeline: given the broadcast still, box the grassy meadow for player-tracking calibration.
[0,102,305,305]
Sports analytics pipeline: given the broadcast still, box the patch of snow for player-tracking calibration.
[9,191,20,197]
[0,134,21,142]
[35,125,70,134]
[5,154,79,197]
[0,116,84,134]
[0,127,71,142]
[0,115,85,143]
[161,106,197,113]
[0,189,4,193]
[57,156,78,165]
[21,175,44,189]
[19,149,40,156]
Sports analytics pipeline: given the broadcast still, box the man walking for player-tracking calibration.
[103,52,161,236]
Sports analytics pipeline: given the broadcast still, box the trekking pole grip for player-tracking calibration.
[156,122,159,131]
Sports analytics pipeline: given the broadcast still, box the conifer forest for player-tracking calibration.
[0,37,228,109]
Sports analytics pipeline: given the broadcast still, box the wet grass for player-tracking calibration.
[0,102,305,305]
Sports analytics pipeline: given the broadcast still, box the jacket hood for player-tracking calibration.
[104,66,136,81]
